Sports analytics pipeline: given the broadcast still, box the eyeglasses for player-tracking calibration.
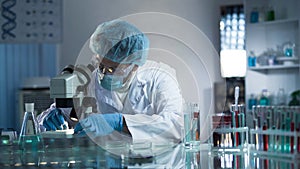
[98,63,133,75]
[99,63,115,74]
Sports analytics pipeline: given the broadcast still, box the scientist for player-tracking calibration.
[37,19,183,143]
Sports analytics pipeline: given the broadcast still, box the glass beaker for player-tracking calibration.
[19,103,44,166]
[183,102,201,148]
[283,42,295,57]
[183,103,192,147]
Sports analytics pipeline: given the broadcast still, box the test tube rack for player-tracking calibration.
[211,127,249,152]
[249,106,300,160]
[210,105,249,152]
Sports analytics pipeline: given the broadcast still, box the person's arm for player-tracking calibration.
[123,69,183,143]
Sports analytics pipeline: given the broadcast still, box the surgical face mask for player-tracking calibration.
[98,64,134,91]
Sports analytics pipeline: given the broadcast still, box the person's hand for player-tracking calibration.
[43,108,67,131]
[74,113,123,136]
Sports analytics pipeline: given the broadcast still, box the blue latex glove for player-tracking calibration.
[43,108,66,131]
[74,113,123,136]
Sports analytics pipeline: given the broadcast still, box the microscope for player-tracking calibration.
[49,64,98,125]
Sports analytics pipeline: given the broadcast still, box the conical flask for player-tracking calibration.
[19,103,40,136]
[19,103,44,166]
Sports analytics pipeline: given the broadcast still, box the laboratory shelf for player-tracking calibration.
[245,0,300,103]
[247,18,299,26]
[248,64,300,71]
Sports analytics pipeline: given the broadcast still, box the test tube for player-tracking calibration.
[252,106,259,150]
[192,103,200,142]
[291,107,295,154]
[238,105,245,127]
[257,106,264,151]
[285,110,291,153]
[238,105,245,146]
[230,104,239,147]
[296,107,300,153]
[274,106,282,151]
[267,107,274,152]
[263,120,268,151]
[280,111,286,153]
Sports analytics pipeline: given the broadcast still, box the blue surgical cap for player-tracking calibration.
[89,19,149,66]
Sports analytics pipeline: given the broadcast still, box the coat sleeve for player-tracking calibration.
[123,66,183,144]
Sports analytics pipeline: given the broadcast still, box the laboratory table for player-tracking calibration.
[0,135,299,169]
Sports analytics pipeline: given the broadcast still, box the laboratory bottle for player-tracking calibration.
[266,6,275,21]
[259,89,269,106]
[277,88,286,106]
[247,51,256,67]
[248,94,257,110]
[19,103,44,166]
[250,7,259,23]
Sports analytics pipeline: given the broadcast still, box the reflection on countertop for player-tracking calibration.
[0,135,299,168]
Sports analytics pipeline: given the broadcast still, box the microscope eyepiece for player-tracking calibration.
[61,64,75,74]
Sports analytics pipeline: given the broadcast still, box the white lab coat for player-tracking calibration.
[38,60,183,144]
[91,60,183,143]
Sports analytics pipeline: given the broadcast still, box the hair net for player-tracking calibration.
[89,19,149,66]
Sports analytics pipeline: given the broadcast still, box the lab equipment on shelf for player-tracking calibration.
[247,51,257,67]
[259,89,270,106]
[276,88,286,106]
[250,7,259,23]
[250,106,300,160]
[283,42,296,57]
[248,94,257,110]
[266,6,275,21]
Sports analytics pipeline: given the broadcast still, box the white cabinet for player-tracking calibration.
[244,0,300,106]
